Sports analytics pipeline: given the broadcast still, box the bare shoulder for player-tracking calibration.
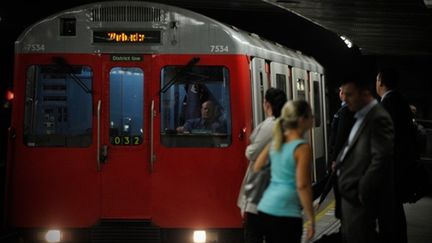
[295,142,312,158]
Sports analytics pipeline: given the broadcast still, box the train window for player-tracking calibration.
[296,78,306,100]
[109,67,144,145]
[160,66,231,147]
[313,81,322,127]
[24,65,93,147]
[276,73,287,92]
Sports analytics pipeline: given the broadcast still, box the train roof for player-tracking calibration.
[16,1,323,73]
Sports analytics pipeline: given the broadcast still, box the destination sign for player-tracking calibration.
[93,30,161,43]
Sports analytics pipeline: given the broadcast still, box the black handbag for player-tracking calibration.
[244,160,271,204]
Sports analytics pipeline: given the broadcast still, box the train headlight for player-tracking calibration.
[193,230,206,243]
[6,90,14,101]
[45,229,61,243]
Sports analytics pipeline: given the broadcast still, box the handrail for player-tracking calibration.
[97,99,101,172]
[150,99,156,173]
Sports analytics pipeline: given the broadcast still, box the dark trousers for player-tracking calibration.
[341,198,378,243]
[378,201,407,243]
[394,203,408,243]
[258,211,302,243]
[244,212,264,243]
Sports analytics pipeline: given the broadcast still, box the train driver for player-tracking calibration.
[176,100,227,134]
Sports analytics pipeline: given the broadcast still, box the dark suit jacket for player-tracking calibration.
[380,91,416,186]
[329,103,355,163]
[337,104,394,207]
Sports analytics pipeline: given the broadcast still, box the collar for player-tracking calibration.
[354,99,378,119]
[265,115,275,120]
[381,89,394,101]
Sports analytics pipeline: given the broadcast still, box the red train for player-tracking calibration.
[5,1,328,242]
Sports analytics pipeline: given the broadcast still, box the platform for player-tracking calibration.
[308,195,432,243]
[309,158,432,243]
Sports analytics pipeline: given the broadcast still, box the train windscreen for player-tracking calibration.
[160,66,231,147]
[23,65,93,147]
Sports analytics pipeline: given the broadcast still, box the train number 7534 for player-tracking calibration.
[210,45,229,52]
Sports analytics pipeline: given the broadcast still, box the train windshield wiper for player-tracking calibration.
[159,57,200,94]
[52,57,92,94]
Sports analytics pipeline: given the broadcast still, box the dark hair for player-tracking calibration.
[340,71,374,92]
[265,88,287,118]
[378,68,399,89]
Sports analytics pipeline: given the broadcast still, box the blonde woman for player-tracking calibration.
[254,100,315,243]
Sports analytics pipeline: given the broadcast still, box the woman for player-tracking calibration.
[254,100,315,243]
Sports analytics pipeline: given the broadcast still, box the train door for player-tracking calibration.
[269,62,292,98]
[10,55,100,226]
[309,72,327,182]
[291,67,317,179]
[251,58,269,126]
[98,55,152,218]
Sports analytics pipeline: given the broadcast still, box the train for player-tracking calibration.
[5,1,328,242]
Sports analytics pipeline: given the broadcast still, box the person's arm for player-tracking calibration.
[358,112,394,203]
[176,126,185,133]
[245,121,273,161]
[333,107,355,159]
[253,144,270,173]
[295,143,315,240]
[177,119,192,133]
[179,119,194,133]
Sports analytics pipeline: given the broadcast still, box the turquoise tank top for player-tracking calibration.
[257,139,306,217]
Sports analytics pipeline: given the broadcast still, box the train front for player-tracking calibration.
[7,1,252,242]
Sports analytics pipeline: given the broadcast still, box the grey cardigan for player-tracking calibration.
[237,116,276,214]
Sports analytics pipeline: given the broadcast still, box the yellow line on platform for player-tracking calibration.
[304,200,335,226]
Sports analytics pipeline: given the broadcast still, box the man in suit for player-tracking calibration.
[336,75,394,243]
[328,86,355,219]
[376,68,416,243]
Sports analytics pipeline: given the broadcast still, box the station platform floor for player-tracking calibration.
[308,159,432,243]
[307,193,432,243]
